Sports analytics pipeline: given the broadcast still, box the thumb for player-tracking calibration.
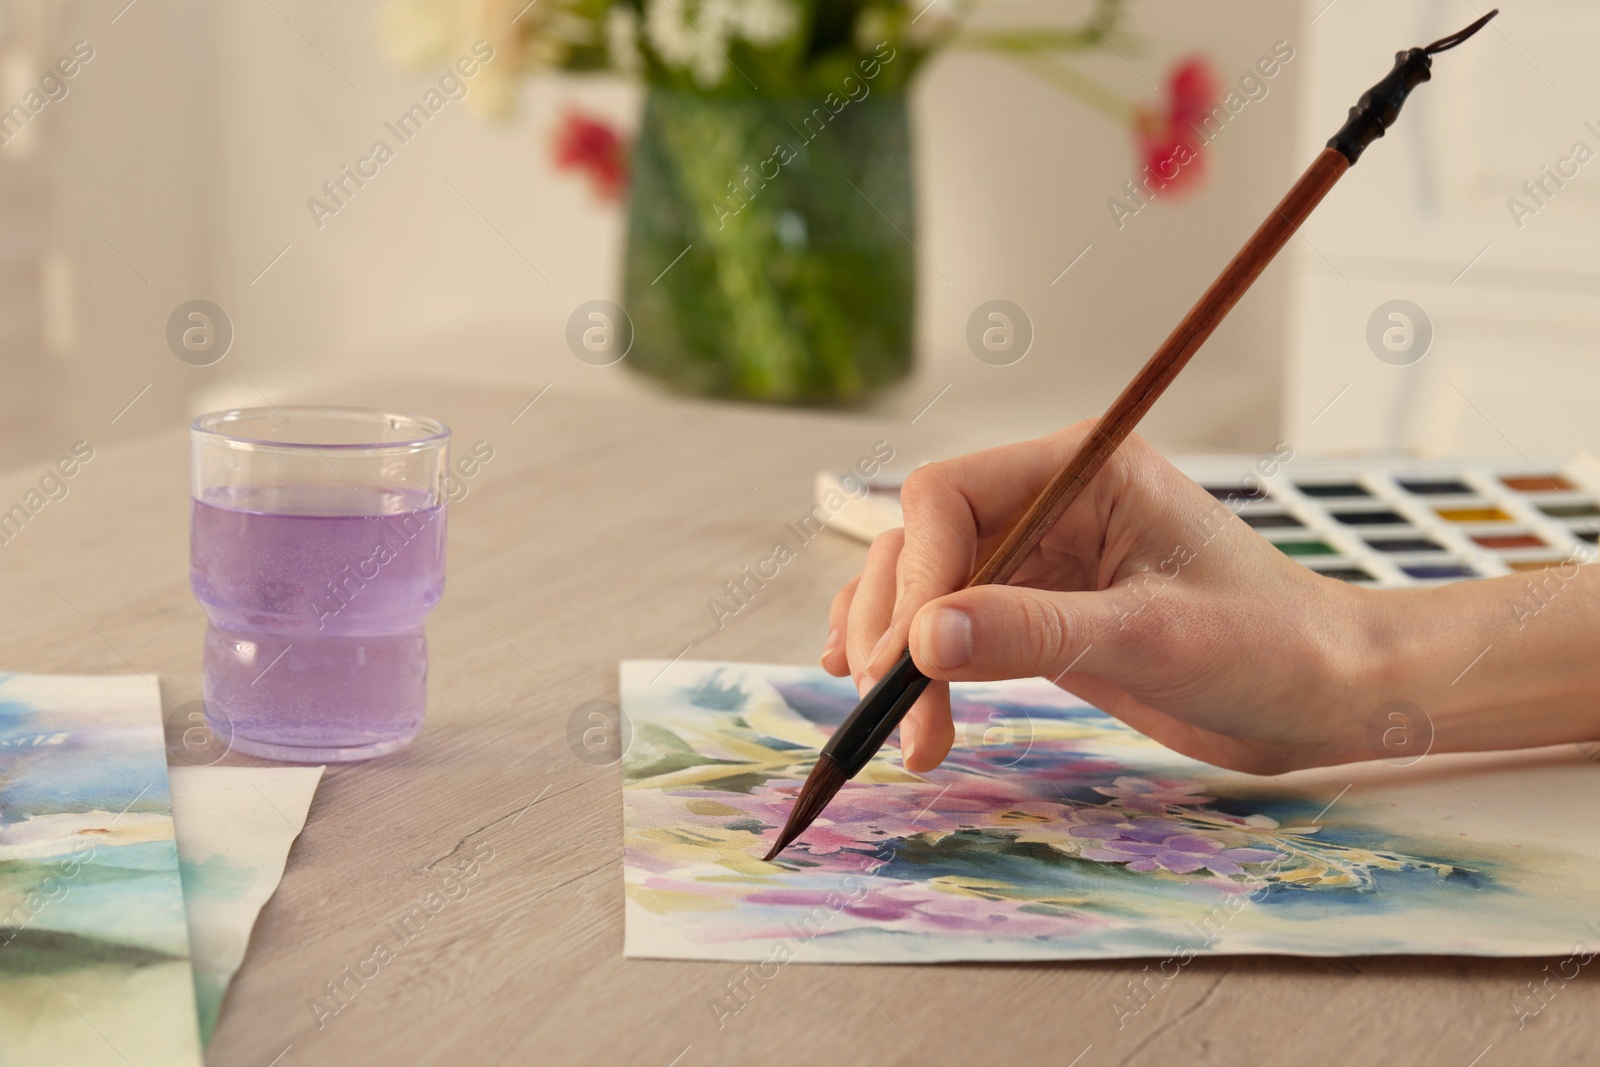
[907,583,1138,683]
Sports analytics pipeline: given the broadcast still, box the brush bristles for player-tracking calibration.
[761,753,849,861]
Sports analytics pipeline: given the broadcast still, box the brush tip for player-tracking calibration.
[760,753,850,861]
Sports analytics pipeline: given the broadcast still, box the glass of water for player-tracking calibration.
[189,407,450,762]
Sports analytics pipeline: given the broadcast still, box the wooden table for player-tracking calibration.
[1,382,1593,1067]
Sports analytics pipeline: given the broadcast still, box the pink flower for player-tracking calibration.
[1166,58,1218,130]
[552,109,627,201]
[1131,56,1217,195]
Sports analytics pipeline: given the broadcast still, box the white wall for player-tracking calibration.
[900,0,1303,454]
[4,0,210,462]
[1287,0,1600,459]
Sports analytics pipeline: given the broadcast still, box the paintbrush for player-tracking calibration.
[764,10,1499,862]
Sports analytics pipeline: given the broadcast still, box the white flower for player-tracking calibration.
[645,0,728,87]
[733,0,796,47]
[853,8,891,52]
[379,0,566,118]
[607,6,643,73]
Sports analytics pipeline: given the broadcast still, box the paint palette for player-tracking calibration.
[819,453,1600,588]
[1180,453,1600,586]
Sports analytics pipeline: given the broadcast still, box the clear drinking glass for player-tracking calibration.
[189,407,450,762]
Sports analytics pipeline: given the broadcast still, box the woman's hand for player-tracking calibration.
[819,424,1384,775]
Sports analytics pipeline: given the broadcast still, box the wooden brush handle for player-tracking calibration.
[967,147,1351,589]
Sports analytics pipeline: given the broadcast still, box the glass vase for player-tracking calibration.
[622,87,915,404]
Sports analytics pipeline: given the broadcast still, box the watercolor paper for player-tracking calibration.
[0,673,203,1066]
[171,765,323,1043]
[623,661,1600,963]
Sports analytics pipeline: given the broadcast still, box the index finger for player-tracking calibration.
[863,423,1097,680]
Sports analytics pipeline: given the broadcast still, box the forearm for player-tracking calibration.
[1358,562,1600,755]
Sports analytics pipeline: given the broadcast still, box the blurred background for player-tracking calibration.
[2,0,1596,470]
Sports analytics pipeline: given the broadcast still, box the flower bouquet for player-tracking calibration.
[383,0,1216,403]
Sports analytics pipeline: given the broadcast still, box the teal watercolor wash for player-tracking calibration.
[177,851,257,1040]
[179,854,255,900]
[0,673,203,1063]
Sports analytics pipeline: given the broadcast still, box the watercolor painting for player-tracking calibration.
[172,765,323,1043]
[623,661,1600,963]
[0,673,203,1066]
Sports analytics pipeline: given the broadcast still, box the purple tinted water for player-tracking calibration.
[190,485,446,760]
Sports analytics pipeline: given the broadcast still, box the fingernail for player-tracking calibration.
[867,628,896,670]
[820,627,841,663]
[921,608,974,670]
[901,720,918,767]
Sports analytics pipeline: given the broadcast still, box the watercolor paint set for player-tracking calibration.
[1179,453,1600,586]
[818,453,1600,587]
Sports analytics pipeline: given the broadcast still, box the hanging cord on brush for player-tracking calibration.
[1327,9,1497,164]
[1424,10,1499,55]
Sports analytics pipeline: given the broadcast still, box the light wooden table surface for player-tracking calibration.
[1,382,1594,1067]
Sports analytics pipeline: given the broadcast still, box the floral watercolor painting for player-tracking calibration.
[623,661,1600,963]
[0,673,203,1066]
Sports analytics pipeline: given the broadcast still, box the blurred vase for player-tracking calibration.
[622,88,915,404]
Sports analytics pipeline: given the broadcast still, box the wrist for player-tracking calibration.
[1318,580,1421,764]
[1350,570,1600,758]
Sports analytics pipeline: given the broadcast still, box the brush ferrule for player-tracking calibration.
[820,649,931,776]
